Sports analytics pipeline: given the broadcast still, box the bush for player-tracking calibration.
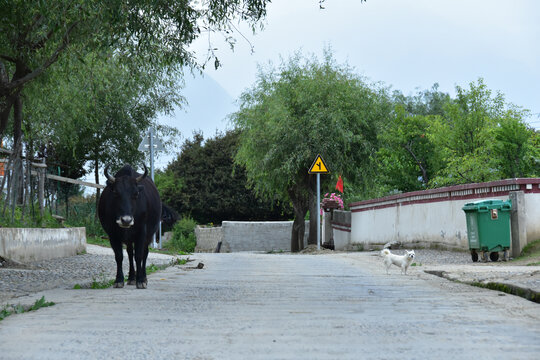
[0,200,61,228]
[166,217,197,253]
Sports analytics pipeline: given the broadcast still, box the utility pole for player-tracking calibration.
[138,128,164,248]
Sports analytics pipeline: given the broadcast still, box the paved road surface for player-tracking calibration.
[1,252,539,360]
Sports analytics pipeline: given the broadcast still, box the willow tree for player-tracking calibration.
[0,0,270,144]
[231,51,391,251]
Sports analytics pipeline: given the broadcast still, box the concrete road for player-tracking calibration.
[1,252,539,360]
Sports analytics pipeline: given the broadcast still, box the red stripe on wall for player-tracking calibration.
[350,178,540,213]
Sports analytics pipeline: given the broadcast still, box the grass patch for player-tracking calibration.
[73,258,187,289]
[267,249,285,254]
[512,238,540,265]
[470,282,540,304]
[86,235,110,247]
[0,296,55,321]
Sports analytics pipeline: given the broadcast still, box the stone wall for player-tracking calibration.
[194,226,224,252]
[195,221,309,253]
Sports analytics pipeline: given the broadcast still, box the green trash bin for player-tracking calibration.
[462,199,512,262]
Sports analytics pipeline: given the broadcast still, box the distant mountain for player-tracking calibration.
[158,72,237,142]
[154,72,237,169]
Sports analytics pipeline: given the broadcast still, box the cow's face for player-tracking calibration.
[108,177,144,228]
[104,166,147,229]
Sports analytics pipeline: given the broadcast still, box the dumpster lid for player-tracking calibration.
[462,199,512,211]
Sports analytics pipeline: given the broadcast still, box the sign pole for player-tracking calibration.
[308,154,328,251]
[317,173,321,251]
[149,129,157,248]
[138,129,165,249]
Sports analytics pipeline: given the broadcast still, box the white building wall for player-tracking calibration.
[351,195,511,250]
[524,193,540,242]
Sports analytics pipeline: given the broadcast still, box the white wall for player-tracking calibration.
[0,227,86,262]
[524,193,540,242]
[351,190,540,252]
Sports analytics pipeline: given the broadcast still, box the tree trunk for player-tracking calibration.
[94,159,100,221]
[307,175,318,245]
[288,186,309,252]
[290,214,305,253]
[13,94,24,205]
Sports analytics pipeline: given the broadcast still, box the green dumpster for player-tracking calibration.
[462,199,512,262]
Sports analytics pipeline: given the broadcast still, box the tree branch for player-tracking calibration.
[403,141,429,183]
[0,54,17,63]
[4,21,79,92]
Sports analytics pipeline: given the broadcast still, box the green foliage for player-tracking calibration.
[24,51,182,176]
[0,200,61,228]
[231,49,392,249]
[491,115,540,178]
[166,218,198,253]
[159,130,293,224]
[90,276,116,289]
[376,106,442,192]
[0,297,54,321]
[378,78,538,193]
[233,50,392,202]
[63,195,105,237]
[428,78,537,186]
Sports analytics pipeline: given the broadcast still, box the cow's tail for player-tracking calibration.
[161,203,178,227]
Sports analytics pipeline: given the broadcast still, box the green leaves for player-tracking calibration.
[380,78,538,191]
[231,49,391,206]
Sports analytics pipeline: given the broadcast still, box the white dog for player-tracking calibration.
[380,248,415,275]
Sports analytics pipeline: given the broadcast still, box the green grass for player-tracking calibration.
[86,235,110,247]
[73,258,187,289]
[0,296,55,321]
[513,238,540,265]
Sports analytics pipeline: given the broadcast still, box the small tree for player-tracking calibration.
[428,78,537,185]
[232,50,391,251]
[159,130,293,225]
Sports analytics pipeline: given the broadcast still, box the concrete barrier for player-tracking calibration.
[194,226,224,252]
[0,227,86,263]
[195,221,309,252]
[331,210,352,250]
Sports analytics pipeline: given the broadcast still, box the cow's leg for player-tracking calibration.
[111,240,125,288]
[135,231,147,289]
[126,242,136,285]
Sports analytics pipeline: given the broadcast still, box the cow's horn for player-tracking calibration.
[136,164,148,182]
[104,166,115,183]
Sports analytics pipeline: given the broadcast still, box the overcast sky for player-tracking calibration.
[155,0,540,168]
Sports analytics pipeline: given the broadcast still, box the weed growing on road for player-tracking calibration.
[0,296,55,321]
[73,258,187,289]
[91,274,116,289]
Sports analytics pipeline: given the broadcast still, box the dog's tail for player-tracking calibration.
[380,248,391,257]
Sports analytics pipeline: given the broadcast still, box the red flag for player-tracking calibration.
[336,175,344,193]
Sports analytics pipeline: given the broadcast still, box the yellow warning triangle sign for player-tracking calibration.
[308,154,330,174]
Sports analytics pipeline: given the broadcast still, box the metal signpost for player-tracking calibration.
[138,128,165,248]
[308,154,329,250]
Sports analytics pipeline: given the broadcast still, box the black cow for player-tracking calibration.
[98,164,162,289]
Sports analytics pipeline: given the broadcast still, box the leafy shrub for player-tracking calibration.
[166,217,197,253]
[0,200,61,228]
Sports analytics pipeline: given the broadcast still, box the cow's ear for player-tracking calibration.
[137,185,144,193]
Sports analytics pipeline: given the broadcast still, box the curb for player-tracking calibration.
[424,270,540,304]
